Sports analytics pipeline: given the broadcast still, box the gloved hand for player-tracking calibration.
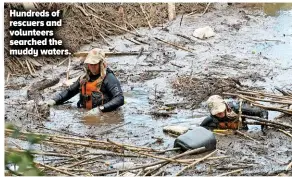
[86,107,101,116]
[39,100,56,107]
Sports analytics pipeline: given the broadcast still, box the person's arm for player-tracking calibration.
[233,102,268,119]
[200,116,218,130]
[52,79,80,105]
[101,73,124,112]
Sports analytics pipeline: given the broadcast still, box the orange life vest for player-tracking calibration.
[218,121,239,130]
[81,77,104,110]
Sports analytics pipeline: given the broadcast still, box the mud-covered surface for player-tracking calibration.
[5,3,292,176]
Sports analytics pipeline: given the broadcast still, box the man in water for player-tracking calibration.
[45,48,124,112]
[200,95,268,131]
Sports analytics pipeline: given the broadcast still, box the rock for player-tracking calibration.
[163,125,189,135]
[112,162,135,170]
[25,100,35,112]
[193,26,215,39]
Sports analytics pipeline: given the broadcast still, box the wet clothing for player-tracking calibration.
[200,99,268,130]
[53,68,124,112]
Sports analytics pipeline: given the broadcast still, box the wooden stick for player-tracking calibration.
[235,130,260,143]
[66,57,71,81]
[93,147,205,176]
[175,150,217,176]
[57,58,69,66]
[154,37,194,53]
[36,162,76,176]
[216,169,243,176]
[238,99,243,129]
[25,59,34,76]
[238,94,292,105]
[278,129,292,138]
[168,3,176,21]
[201,2,211,15]
[242,115,292,129]
[124,36,141,45]
[66,156,102,168]
[237,90,292,100]
[140,3,152,29]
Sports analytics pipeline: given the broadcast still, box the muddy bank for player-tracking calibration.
[5,3,292,176]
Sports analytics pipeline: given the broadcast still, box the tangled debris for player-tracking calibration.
[172,76,248,108]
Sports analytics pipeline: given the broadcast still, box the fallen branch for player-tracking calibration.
[140,3,152,29]
[216,169,243,176]
[35,162,76,176]
[278,129,292,138]
[175,150,217,176]
[235,130,260,143]
[242,115,292,129]
[154,37,194,53]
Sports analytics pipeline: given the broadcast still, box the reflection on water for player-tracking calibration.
[262,3,292,16]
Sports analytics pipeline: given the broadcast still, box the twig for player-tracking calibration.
[154,37,194,53]
[238,99,243,129]
[134,37,149,45]
[58,58,69,66]
[25,59,34,76]
[99,32,113,46]
[124,36,142,45]
[66,57,71,81]
[175,150,217,176]
[36,162,76,176]
[278,129,292,138]
[235,130,259,143]
[66,156,102,168]
[216,169,243,176]
[242,115,292,129]
[201,2,211,16]
[139,3,152,29]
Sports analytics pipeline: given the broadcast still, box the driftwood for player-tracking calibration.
[28,78,60,94]
[175,150,217,176]
[93,147,205,176]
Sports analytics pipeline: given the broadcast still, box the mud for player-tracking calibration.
[5,3,292,176]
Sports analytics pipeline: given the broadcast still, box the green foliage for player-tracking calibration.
[5,123,47,176]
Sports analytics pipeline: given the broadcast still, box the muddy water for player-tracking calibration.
[5,3,292,176]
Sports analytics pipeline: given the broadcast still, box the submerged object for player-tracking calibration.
[174,127,216,151]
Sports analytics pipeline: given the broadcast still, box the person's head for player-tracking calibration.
[84,49,106,76]
[206,95,227,118]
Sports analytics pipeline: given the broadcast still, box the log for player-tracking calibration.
[168,3,176,21]
[28,78,60,92]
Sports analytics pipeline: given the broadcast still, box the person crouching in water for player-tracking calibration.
[200,95,268,132]
[45,48,124,112]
